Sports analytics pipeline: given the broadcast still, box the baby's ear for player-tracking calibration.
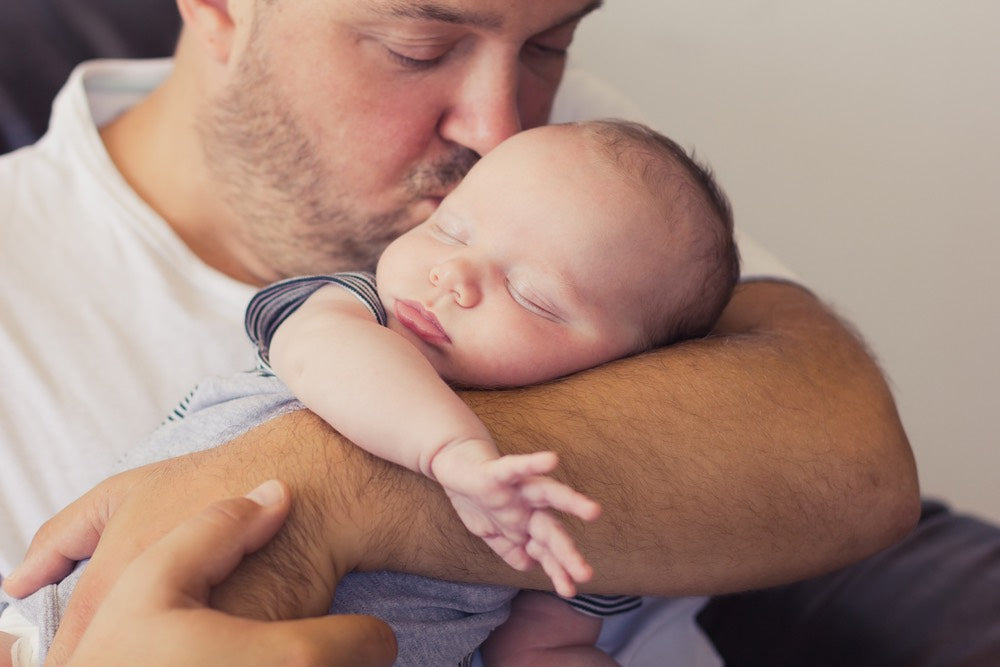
[176,0,238,64]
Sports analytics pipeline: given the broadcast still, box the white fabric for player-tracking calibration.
[0,59,257,573]
[0,60,791,666]
[0,606,38,667]
[734,227,798,283]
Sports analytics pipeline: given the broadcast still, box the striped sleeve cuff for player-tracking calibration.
[564,594,643,618]
[244,272,385,368]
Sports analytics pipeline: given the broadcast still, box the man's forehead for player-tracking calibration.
[377,1,504,28]
[371,0,603,31]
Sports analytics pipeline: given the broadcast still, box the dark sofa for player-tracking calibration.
[0,0,180,153]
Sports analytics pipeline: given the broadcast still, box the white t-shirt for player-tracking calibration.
[0,60,258,571]
[0,58,795,666]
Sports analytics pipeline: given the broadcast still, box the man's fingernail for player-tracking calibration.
[245,479,284,507]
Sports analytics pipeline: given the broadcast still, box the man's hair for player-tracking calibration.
[571,119,740,349]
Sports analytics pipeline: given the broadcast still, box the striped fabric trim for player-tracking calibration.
[244,272,386,368]
[565,594,643,618]
[164,384,198,423]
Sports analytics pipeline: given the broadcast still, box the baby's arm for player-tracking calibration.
[267,284,599,595]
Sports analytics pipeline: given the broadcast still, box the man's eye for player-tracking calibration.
[523,22,577,61]
[386,47,446,70]
[523,41,569,59]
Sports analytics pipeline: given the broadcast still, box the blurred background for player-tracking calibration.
[570,0,999,521]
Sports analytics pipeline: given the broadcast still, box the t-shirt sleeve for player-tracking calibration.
[733,227,799,283]
[244,271,385,368]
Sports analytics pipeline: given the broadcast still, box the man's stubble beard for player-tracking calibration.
[198,34,478,280]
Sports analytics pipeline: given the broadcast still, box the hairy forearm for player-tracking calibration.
[349,280,919,594]
[235,280,918,598]
[14,280,918,634]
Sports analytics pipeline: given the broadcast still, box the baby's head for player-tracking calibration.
[376,119,739,387]
[573,119,739,350]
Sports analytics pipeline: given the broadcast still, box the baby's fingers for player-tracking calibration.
[527,511,594,593]
[489,452,559,485]
[521,478,602,522]
[483,534,534,572]
[525,527,577,597]
[540,550,576,598]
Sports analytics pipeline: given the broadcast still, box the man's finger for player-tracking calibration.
[149,612,398,667]
[2,485,115,598]
[133,480,292,603]
[64,482,393,667]
[69,608,396,667]
[49,479,282,666]
[46,542,134,666]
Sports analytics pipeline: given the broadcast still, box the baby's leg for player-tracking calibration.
[481,590,616,666]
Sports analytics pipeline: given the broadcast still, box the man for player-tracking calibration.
[2,0,921,663]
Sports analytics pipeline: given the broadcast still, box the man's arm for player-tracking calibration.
[8,280,919,659]
[364,279,919,593]
[269,283,600,593]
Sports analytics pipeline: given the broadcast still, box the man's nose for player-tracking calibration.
[429,258,482,308]
[438,55,522,158]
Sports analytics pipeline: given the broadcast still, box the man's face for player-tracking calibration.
[201,0,601,284]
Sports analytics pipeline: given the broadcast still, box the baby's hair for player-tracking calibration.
[566,119,739,349]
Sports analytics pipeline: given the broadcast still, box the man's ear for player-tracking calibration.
[176,0,237,64]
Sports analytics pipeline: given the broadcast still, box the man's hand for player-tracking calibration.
[4,415,366,664]
[62,479,394,666]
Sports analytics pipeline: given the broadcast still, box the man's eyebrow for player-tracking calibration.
[379,1,604,31]
[549,1,605,33]
[382,2,504,29]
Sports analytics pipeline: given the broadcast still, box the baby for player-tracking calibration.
[2,119,738,666]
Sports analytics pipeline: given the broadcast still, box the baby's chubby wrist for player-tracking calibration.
[425,436,501,483]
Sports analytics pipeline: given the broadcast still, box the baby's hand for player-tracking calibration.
[430,440,601,597]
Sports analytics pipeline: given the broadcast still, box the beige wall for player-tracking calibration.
[569,1,1000,521]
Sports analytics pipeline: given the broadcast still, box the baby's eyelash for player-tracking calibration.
[431,224,465,245]
[507,280,557,320]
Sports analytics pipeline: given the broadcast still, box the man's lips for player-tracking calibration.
[394,300,451,345]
